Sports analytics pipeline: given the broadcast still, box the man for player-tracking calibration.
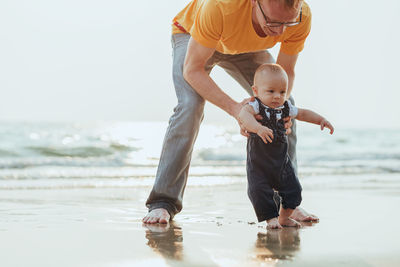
[143,0,318,224]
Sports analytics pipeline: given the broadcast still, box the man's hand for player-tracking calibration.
[283,117,293,135]
[257,126,274,144]
[320,119,334,134]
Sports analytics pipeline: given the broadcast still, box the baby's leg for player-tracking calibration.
[247,179,279,223]
[277,159,302,227]
[278,207,301,227]
[267,217,283,229]
[247,138,280,223]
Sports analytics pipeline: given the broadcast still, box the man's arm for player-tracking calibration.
[276,51,299,99]
[296,108,334,134]
[277,51,299,133]
[183,37,243,119]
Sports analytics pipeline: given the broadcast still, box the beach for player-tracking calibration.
[1,122,400,266]
[1,173,400,267]
[2,0,400,265]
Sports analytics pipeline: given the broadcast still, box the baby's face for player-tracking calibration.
[253,72,288,109]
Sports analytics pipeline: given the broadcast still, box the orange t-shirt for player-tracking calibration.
[172,0,311,55]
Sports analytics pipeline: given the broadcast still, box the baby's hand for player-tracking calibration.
[257,126,274,144]
[320,119,334,134]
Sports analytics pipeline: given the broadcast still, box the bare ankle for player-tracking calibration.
[279,207,294,219]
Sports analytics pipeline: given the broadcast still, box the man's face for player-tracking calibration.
[255,0,301,36]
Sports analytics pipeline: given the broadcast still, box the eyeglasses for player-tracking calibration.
[257,1,302,28]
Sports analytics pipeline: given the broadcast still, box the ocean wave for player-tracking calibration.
[0,149,19,157]
[0,123,399,180]
[301,153,400,162]
[299,165,400,176]
[196,148,400,163]
[109,142,140,152]
[0,176,246,190]
[26,145,125,158]
[0,157,128,169]
[0,174,399,190]
[0,165,246,180]
[197,149,245,161]
[0,162,399,181]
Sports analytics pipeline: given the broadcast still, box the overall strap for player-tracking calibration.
[282,101,290,119]
[272,100,290,143]
[254,97,269,125]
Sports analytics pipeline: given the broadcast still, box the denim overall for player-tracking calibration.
[247,97,302,222]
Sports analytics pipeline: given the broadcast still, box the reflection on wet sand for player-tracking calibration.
[143,222,183,261]
[143,221,317,265]
[254,222,314,263]
[255,228,300,261]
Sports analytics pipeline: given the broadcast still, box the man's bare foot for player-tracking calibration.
[290,207,319,222]
[267,217,283,229]
[279,217,301,228]
[142,208,170,224]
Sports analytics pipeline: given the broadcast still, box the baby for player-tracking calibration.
[239,63,334,229]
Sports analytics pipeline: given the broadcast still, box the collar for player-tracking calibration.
[260,102,285,111]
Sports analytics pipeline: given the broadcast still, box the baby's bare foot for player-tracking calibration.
[290,207,319,222]
[279,217,301,228]
[142,208,170,224]
[267,217,283,229]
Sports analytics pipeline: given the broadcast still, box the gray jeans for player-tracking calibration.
[146,33,297,218]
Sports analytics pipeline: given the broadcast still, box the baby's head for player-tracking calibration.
[252,63,288,108]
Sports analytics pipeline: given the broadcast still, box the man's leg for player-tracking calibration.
[216,50,275,96]
[144,34,214,223]
[216,51,317,222]
[287,97,297,174]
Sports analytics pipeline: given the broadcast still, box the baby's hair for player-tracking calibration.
[254,63,287,83]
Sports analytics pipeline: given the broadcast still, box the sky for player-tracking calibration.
[1,0,399,128]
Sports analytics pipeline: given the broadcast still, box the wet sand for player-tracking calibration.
[1,174,400,267]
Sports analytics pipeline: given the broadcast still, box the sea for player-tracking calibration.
[0,121,399,191]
